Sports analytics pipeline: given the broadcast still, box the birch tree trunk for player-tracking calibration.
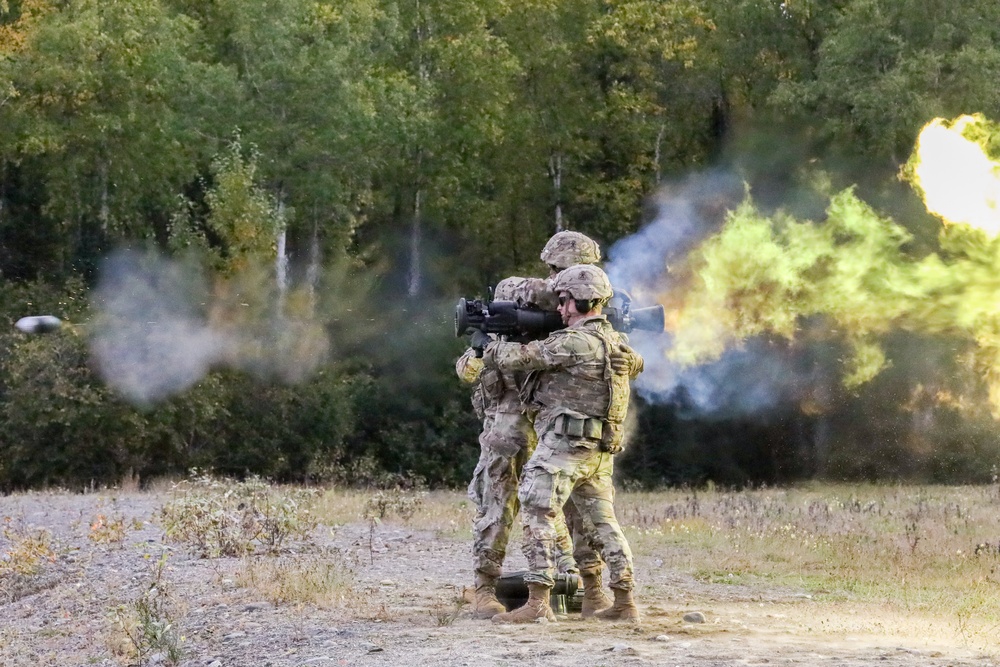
[306,218,320,314]
[98,157,110,233]
[654,123,666,186]
[549,152,563,232]
[407,188,423,297]
[275,196,288,313]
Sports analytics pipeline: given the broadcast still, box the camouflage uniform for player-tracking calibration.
[459,233,614,620]
[483,266,642,604]
[482,311,641,592]
[457,279,576,582]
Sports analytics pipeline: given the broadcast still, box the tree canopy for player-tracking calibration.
[4,0,1000,490]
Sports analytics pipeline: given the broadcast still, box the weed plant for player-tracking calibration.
[0,517,57,604]
[0,517,55,576]
[235,552,357,607]
[108,553,182,666]
[157,472,319,557]
[362,488,425,563]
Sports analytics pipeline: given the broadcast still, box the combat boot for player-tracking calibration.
[579,572,613,618]
[472,574,506,619]
[594,587,640,623]
[492,583,556,624]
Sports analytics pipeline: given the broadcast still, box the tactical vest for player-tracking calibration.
[530,319,630,452]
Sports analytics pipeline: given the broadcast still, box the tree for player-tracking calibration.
[0,0,238,277]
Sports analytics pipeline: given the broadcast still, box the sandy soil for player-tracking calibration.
[1,490,996,667]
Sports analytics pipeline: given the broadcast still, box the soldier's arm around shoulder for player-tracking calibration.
[609,337,644,379]
[482,328,585,372]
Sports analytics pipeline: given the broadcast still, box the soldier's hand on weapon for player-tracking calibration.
[610,343,642,376]
[468,329,492,357]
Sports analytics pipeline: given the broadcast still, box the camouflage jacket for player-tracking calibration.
[481,315,641,439]
[455,345,524,417]
[496,275,559,311]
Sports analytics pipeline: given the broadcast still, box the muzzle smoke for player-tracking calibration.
[91,249,329,405]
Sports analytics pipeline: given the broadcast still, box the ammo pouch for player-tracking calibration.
[553,415,603,440]
[480,367,505,403]
[599,421,625,454]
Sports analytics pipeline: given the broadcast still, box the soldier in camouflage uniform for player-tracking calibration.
[457,278,578,619]
[475,264,644,624]
[458,231,617,620]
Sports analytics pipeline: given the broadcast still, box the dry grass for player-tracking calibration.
[311,488,474,538]
[304,481,1000,646]
[617,483,1000,645]
[235,554,357,608]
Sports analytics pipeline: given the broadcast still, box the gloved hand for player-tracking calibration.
[468,329,492,357]
[609,343,641,376]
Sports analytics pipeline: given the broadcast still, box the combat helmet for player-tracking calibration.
[540,231,601,270]
[493,277,519,301]
[551,264,614,302]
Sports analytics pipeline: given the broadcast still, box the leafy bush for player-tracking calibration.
[157,473,319,557]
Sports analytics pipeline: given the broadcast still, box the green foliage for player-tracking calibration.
[771,0,1000,160]
[109,553,182,665]
[5,0,1000,490]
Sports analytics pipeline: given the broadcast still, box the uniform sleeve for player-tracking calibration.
[482,330,592,372]
[455,347,484,384]
[626,346,644,379]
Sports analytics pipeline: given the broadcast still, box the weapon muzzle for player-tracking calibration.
[628,304,665,333]
[454,298,474,337]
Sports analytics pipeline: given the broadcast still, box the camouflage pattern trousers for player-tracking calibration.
[517,429,634,590]
[467,411,581,578]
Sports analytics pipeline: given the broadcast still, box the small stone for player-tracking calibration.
[654,635,670,642]
[244,602,270,612]
[206,661,222,667]
[380,579,396,586]
[683,611,706,623]
[608,644,637,655]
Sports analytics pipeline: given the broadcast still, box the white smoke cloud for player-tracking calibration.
[90,249,328,406]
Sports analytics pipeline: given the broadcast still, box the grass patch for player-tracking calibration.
[619,483,1000,645]
[157,472,319,557]
[107,553,183,666]
[235,553,357,607]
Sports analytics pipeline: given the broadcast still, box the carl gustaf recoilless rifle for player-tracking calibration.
[454,289,666,341]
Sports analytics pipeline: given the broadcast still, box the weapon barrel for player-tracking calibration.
[495,570,580,611]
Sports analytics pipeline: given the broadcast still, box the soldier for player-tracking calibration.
[457,278,578,620]
[458,231,616,620]
[473,264,644,624]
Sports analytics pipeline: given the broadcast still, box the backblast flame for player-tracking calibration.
[911,115,1000,236]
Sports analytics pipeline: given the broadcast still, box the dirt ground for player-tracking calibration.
[1,490,997,667]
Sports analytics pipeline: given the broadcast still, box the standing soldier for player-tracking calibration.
[473,264,644,624]
[458,278,577,619]
[458,231,615,620]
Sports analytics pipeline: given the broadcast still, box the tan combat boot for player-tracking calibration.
[579,572,613,618]
[593,587,640,622]
[492,583,556,624]
[472,574,506,619]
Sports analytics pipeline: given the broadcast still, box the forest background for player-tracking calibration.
[3,0,1000,492]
